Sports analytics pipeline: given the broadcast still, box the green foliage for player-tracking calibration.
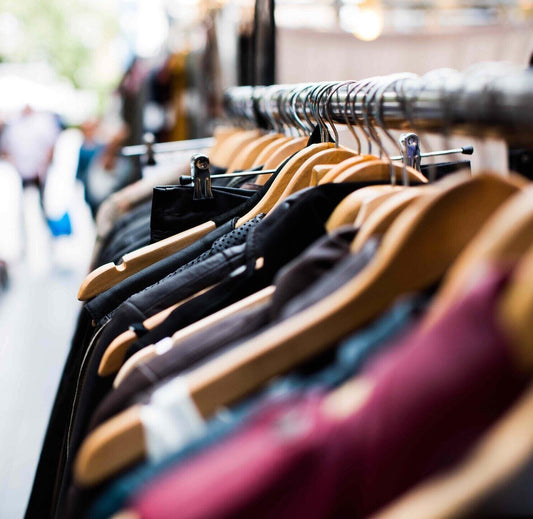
[0,0,119,89]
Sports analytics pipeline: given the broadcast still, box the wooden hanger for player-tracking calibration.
[353,188,407,228]
[209,127,244,166]
[424,177,531,329]
[312,164,334,182]
[326,185,403,232]
[98,285,216,377]
[78,220,216,300]
[226,133,283,173]
[268,146,359,212]
[322,157,428,231]
[252,136,292,168]
[74,174,521,486]
[332,159,427,184]
[254,136,308,185]
[209,129,262,169]
[113,286,276,388]
[370,380,533,519]
[114,349,158,388]
[498,240,533,370]
[99,303,181,377]
[318,155,375,185]
[234,142,337,227]
[352,187,432,251]
[207,126,242,166]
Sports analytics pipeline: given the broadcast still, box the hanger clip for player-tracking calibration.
[191,153,213,200]
[143,132,157,166]
[400,133,421,172]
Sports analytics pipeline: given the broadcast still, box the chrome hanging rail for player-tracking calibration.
[224,64,533,145]
[122,136,215,158]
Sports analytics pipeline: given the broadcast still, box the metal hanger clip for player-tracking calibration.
[190,154,214,200]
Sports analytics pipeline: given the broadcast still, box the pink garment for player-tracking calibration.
[131,267,528,519]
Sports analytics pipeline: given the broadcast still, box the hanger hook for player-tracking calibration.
[361,77,388,161]
[288,85,307,136]
[318,82,340,142]
[244,86,256,128]
[316,82,338,143]
[340,80,361,154]
[276,86,292,134]
[278,85,293,134]
[324,81,349,149]
[374,73,419,185]
[307,83,324,137]
[361,77,394,182]
[312,82,333,142]
[295,84,312,135]
[301,83,320,135]
[350,78,379,155]
[284,86,298,135]
[396,69,451,183]
[264,86,280,133]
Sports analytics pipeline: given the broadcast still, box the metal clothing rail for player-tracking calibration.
[122,137,216,158]
[223,65,533,145]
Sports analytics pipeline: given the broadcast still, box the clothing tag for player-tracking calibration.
[140,377,206,462]
[321,377,374,421]
[154,336,174,355]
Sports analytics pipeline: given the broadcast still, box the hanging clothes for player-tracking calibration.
[25,67,533,519]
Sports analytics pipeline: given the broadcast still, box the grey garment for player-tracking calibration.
[278,236,381,321]
[269,225,358,314]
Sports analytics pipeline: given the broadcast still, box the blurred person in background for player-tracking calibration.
[0,104,61,213]
[0,105,62,263]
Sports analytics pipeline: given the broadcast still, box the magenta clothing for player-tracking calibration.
[131,267,528,519]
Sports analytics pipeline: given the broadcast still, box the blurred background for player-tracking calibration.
[0,1,532,517]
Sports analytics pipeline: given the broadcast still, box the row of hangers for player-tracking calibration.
[73,66,533,503]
